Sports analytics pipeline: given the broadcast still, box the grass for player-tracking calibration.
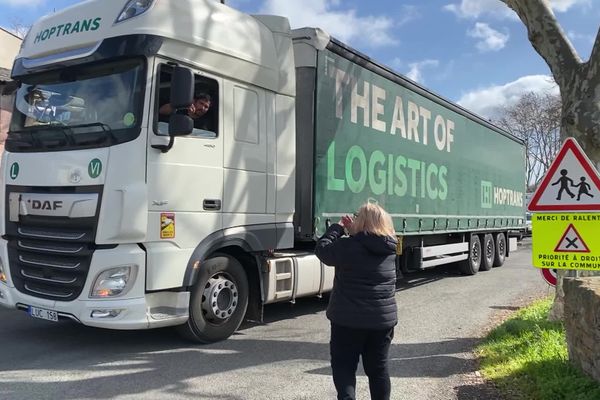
[476,297,600,400]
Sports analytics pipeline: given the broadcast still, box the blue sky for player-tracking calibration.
[0,0,598,117]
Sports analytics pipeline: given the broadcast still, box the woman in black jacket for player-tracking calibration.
[316,203,398,400]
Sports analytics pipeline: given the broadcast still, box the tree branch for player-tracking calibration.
[501,0,582,87]
[588,26,600,77]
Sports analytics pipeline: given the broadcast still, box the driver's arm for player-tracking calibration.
[159,103,174,115]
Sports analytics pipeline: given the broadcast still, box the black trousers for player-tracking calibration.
[330,322,394,400]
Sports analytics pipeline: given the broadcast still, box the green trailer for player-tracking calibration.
[293,29,526,275]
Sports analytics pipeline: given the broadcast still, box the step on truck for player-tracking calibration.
[0,0,526,342]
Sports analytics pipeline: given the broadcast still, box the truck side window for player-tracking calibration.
[155,64,218,138]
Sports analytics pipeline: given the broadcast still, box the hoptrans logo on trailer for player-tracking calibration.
[481,181,523,208]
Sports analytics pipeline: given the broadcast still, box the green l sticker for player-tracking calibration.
[9,162,19,180]
[88,158,102,178]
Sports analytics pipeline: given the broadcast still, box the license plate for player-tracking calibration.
[28,306,59,322]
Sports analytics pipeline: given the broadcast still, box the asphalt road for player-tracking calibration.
[0,239,551,400]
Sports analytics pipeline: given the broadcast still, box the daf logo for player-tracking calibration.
[9,192,99,221]
[27,199,63,211]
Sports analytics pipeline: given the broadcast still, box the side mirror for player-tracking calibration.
[170,66,193,108]
[169,66,194,136]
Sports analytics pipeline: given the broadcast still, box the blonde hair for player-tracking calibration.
[348,203,395,237]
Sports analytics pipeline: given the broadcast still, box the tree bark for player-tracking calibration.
[501,0,600,320]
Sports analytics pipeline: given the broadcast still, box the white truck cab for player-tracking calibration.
[0,0,333,342]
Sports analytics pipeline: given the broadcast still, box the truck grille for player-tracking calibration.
[5,186,102,301]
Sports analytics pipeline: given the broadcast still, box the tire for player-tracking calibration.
[177,254,249,343]
[458,235,482,275]
[480,234,495,271]
[493,233,506,267]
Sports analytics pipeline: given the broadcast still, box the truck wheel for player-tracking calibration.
[480,234,495,271]
[178,254,249,343]
[493,233,506,267]
[458,235,482,275]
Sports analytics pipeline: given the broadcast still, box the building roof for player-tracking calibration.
[0,26,22,40]
[0,67,11,82]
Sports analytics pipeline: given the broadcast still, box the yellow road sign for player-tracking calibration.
[532,213,600,270]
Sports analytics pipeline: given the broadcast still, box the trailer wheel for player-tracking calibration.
[493,233,506,267]
[480,234,495,271]
[458,235,482,275]
[178,254,249,343]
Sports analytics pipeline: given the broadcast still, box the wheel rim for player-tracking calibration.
[472,241,481,265]
[498,236,505,257]
[486,238,494,262]
[202,274,238,323]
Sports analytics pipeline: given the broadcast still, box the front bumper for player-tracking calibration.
[0,240,189,329]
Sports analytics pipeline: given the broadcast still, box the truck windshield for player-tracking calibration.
[8,58,145,152]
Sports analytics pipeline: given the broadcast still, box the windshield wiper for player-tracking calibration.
[7,123,116,150]
[7,125,72,150]
[69,123,116,145]
[47,120,69,127]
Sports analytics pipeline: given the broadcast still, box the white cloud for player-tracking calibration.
[552,0,591,12]
[457,75,559,118]
[468,22,509,52]
[260,0,398,47]
[405,59,439,84]
[0,0,45,7]
[396,5,420,27]
[568,30,595,44]
[388,57,404,71]
[443,0,589,19]
[443,0,514,19]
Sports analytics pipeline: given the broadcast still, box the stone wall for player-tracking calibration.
[563,277,600,382]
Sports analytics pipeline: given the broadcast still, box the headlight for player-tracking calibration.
[0,257,6,283]
[90,266,137,298]
[115,0,155,24]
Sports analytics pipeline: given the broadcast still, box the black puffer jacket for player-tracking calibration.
[315,223,398,330]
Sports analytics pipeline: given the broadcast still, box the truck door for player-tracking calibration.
[146,61,224,291]
[221,81,271,229]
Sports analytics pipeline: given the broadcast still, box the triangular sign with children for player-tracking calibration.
[529,137,600,211]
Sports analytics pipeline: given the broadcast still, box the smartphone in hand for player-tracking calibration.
[339,214,354,234]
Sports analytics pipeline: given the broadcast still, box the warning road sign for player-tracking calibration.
[554,224,589,253]
[532,213,600,270]
[528,138,600,211]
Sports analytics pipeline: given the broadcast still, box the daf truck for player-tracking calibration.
[0,0,526,343]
